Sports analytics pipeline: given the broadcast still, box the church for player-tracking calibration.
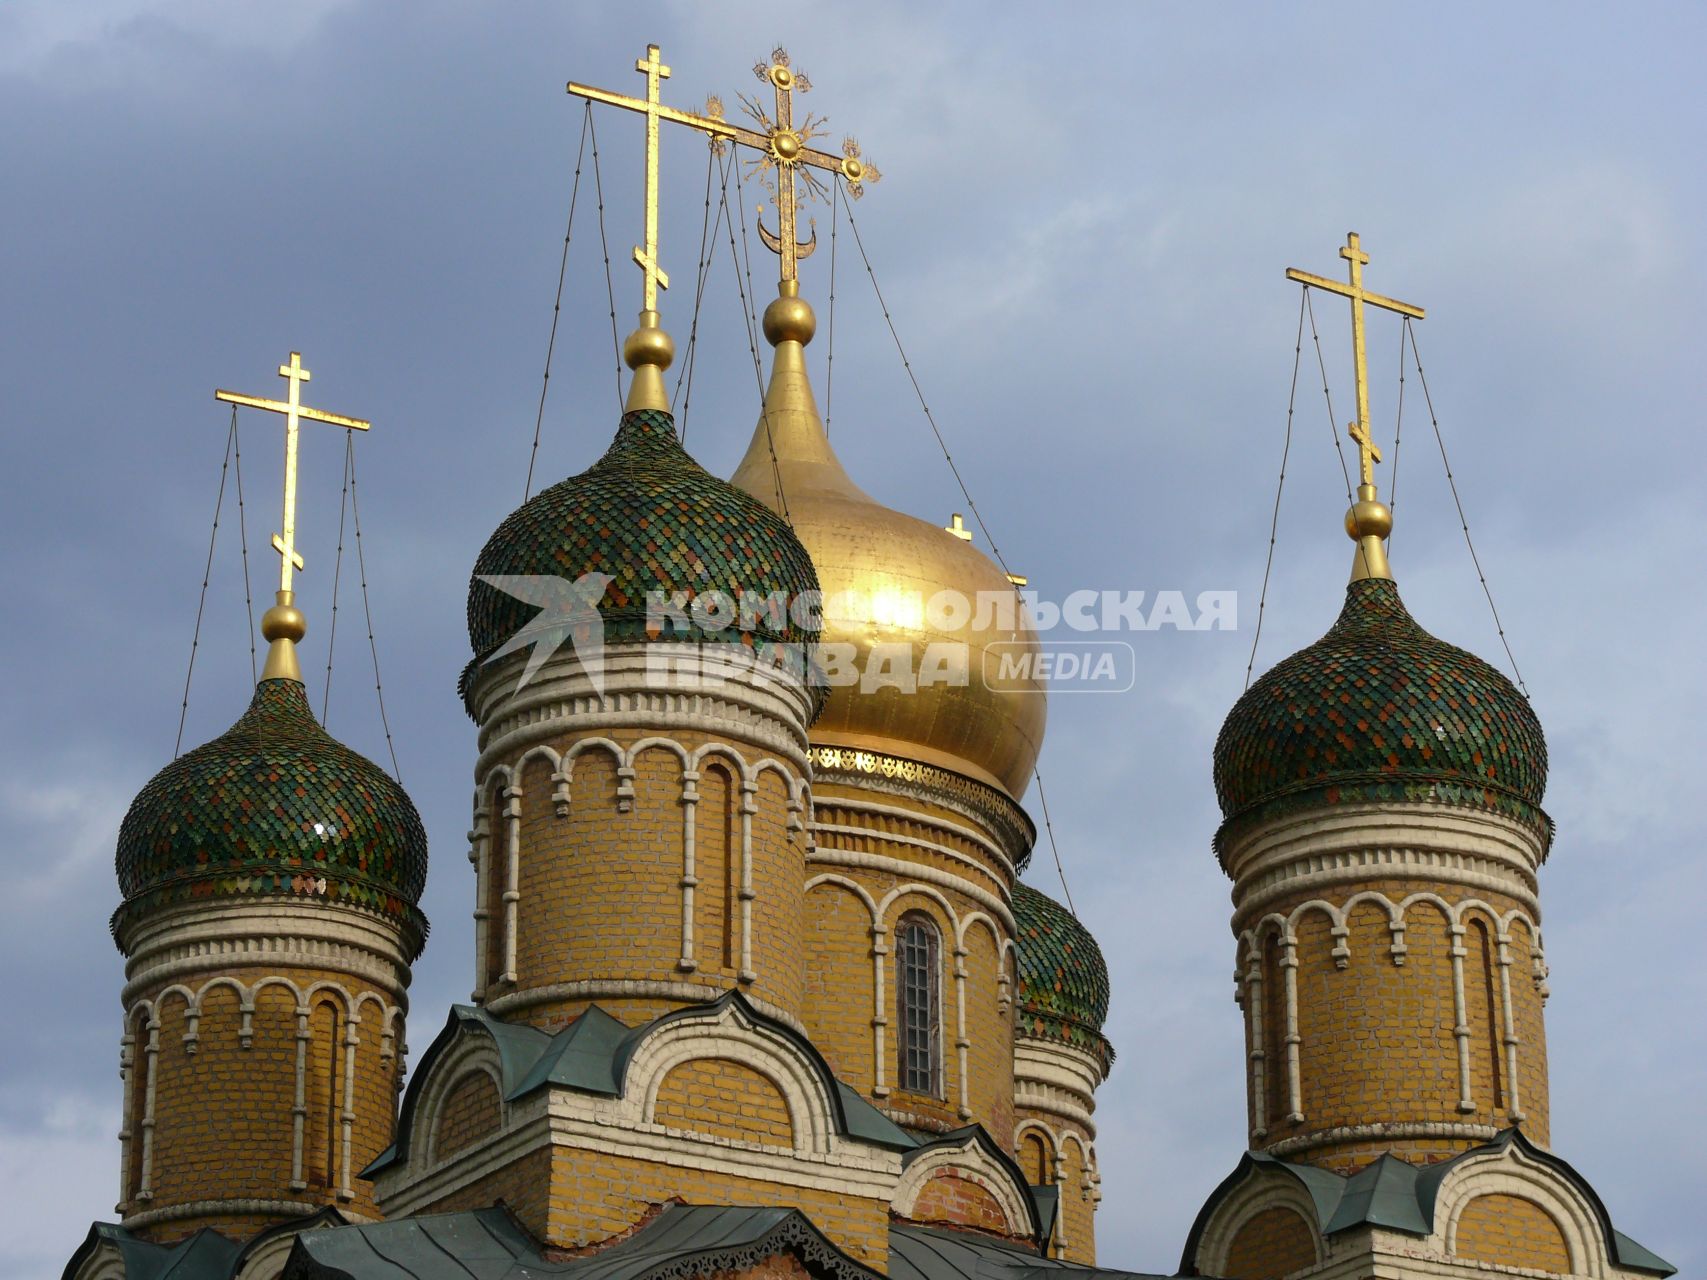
[62,44,1675,1280]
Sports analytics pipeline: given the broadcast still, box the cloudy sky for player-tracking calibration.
[3,3,1703,1277]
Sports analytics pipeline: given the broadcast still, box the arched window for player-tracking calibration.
[896,913,943,1096]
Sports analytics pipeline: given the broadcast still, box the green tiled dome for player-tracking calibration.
[466,409,820,663]
[113,679,428,949]
[1013,882,1113,1071]
[1215,578,1548,840]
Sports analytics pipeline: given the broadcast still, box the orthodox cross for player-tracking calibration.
[1286,233,1425,488]
[569,44,879,299]
[728,47,880,285]
[215,352,370,594]
[567,44,685,312]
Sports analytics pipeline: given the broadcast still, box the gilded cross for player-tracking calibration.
[215,352,370,594]
[1286,233,1425,489]
[736,48,880,285]
[568,46,880,300]
[945,513,973,541]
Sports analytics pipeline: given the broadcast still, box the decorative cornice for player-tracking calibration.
[121,899,415,1006]
[470,645,815,771]
[481,979,807,1036]
[1262,1120,1503,1160]
[810,745,1035,871]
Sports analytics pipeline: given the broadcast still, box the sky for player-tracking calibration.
[2,2,1703,1276]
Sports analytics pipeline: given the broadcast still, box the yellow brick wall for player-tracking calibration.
[1454,1193,1572,1273]
[804,780,1016,1146]
[1014,1111,1097,1265]
[1221,1206,1318,1280]
[129,963,401,1242]
[421,1143,890,1266]
[652,1058,795,1147]
[491,729,807,1030]
[1248,878,1549,1170]
[434,1070,502,1159]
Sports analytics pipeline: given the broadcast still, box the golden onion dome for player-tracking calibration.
[730,286,1046,798]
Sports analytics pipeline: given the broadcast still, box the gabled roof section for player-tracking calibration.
[901,1125,1044,1244]
[1180,1129,1675,1277]
[63,1222,244,1280]
[372,991,917,1177]
[889,1224,1172,1280]
[281,1203,883,1280]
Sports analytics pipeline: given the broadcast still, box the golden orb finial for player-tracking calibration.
[622,310,675,412]
[1345,483,1394,582]
[259,590,307,682]
[762,280,816,348]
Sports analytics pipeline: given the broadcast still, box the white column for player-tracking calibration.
[871,923,890,1097]
[737,780,758,982]
[501,786,522,984]
[1281,933,1303,1123]
[137,1018,159,1202]
[1497,932,1524,1122]
[289,1006,310,1189]
[678,769,699,972]
[953,943,971,1120]
[1450,922,1475,1112]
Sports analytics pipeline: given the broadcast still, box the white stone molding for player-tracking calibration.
[119,1197,365,1232]
[139,1013,159,1202]
[809,846,1016,933]
[1224,804,1547,932]
[891,1133,1034,1239]
[469,645,815,772]
[814,795,1014,878]
[468,785,491,1001]
[66,1241,126,1280]
[1264,1120,1502,1160]
[1240,939,1268,1141]
[481,978,806,1036]
[121,901,414,1007]
[1190,1163,1324,1280]
[411,1034,508,1170]
[1012,1040,1103,1136]
[1430,1140,1610,1277]
[804,873,888,1095]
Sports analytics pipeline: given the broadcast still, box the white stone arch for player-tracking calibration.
[997,936,1018,1014]
[805,872,878,923]
[412,1032,508,1169]
[1245,912,1302,1123]
[1430,1143,1607,1278]
[1286,898,1349,969]
[1341,889,1408,964]
[1191,1164,1324,1280]
[892,1135,1035,1239]
[1013,1116,1060,1170]
[624,1001,835,1157]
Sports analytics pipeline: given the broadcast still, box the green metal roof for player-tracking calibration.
[112,679,428,950]
[888,1225,1171,1280]
[466,408,821,667]
[1180,1128,1674,1277]
[1214,579,1550,848]
[1012,882,1113,1072]
[281,1204,883,1280]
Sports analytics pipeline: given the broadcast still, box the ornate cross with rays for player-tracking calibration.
[569,44,878,298]
[216,352,371,594]
[1286,233,1425,489]
[725,47,880,285]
